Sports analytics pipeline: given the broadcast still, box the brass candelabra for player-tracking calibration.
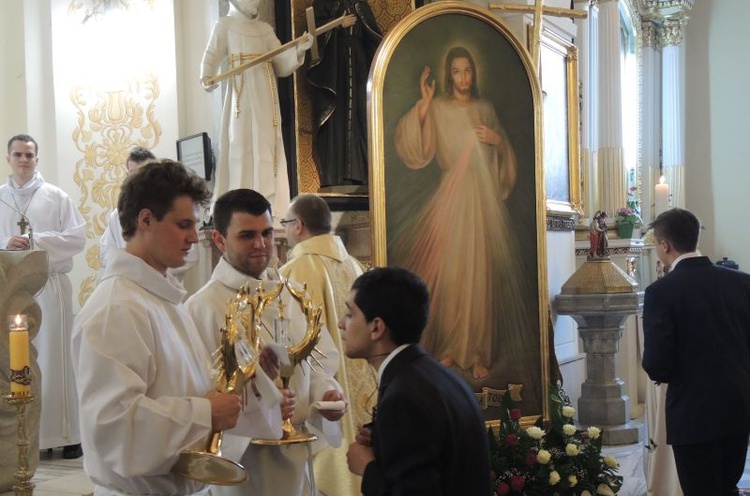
[4,394,35,495]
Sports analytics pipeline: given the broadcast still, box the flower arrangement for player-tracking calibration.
[488,385,623,495]
[615,193,642,227]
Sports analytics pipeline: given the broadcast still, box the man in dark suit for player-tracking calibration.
[642,208,750,496]
[341,267,490,495]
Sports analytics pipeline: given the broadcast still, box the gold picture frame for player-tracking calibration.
[533,26,582,225]
[368,2,550,420]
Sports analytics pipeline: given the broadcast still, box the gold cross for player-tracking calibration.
[17,215,29,235]
[488,0,587,71]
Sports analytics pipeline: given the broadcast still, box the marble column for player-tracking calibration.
[596,0,626,218]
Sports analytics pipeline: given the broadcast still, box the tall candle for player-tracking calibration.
[9,314,31,396]
[655,175,669,216]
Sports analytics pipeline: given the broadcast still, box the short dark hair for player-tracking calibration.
[127,146,155,165]
[213,188,271,236]
[290,194,331,235]
[352,267,429,345]
[8,134,39,155]
[118,159,210,240]
[649,208,701,253]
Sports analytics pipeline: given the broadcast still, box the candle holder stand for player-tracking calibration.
[3,394,35,496]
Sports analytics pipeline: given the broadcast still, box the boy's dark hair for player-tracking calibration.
[118,159,210,240]
[213,188,271,236]
[649,207,701,253]
[127,146,155,164]
[290,194,331,235]
[7,134,39,155]
[352,267,429,345]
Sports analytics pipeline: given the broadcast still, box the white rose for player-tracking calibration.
[562,406,576,417]
[549,470,561,485]
[565,443,579,456]
[568,474,578,487]
[597,483,616,496]
[563,424,577,436]
[537,449,551,464]
[587,426,601,439]
[581,491,592,496]
[526,426,546,440]
[604,454,619,468]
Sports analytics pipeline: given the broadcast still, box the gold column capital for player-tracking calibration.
[641,20,659,48]
[659,17,687,47]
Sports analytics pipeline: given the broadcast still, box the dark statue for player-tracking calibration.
[307,0,383,188]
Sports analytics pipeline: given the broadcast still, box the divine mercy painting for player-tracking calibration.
[369,2,549,417]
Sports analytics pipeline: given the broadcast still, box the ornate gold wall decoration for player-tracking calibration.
[71,75,162,305]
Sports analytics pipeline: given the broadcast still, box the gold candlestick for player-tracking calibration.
[4,394,35,495]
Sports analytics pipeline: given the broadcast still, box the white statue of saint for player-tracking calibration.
[201,0,313,217]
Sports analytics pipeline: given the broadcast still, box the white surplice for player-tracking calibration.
[201,9,306,216]
[185,257,342,496]
[72,250,282,495]
[0,173,85,449]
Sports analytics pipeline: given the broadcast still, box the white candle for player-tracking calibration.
[8,314,31,396]
[655,175,669,216]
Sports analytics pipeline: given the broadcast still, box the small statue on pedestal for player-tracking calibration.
[589,211,609,259]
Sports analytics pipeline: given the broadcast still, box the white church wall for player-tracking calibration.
[546,229,585,406]
[685,0,750,270]
[0,2,29,149]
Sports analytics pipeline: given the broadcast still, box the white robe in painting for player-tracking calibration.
[201,8,307,217]
[393,96,536,375]
[185,257,342,496]
[72,250,282,495]
[0,173,85,449]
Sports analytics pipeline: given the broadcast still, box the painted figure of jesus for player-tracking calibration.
[392,46,534,380]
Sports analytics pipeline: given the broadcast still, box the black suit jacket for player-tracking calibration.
[642,256,750,445]
[361,344,490,496]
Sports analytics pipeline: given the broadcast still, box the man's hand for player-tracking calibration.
[6,235,30,250]
[355,424,372,446]
[258,347,280,380]
[347,441,375,476]
[280,388,296,421]
[319,389,347,421]
[206,390,241,432]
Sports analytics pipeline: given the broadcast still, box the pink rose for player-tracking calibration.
[510,408,522,420]
[506,434,519,446]
[525,452,538,466]
[510,475,526,492]
[495,482,510,495]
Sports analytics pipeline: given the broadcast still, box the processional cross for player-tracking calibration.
[488,0,588,71]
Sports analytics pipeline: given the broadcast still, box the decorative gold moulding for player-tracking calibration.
[561,260,639,294]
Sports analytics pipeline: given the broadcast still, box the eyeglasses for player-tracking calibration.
[279,218,298,225]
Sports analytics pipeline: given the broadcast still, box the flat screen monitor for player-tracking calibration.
[176,132,212,180]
